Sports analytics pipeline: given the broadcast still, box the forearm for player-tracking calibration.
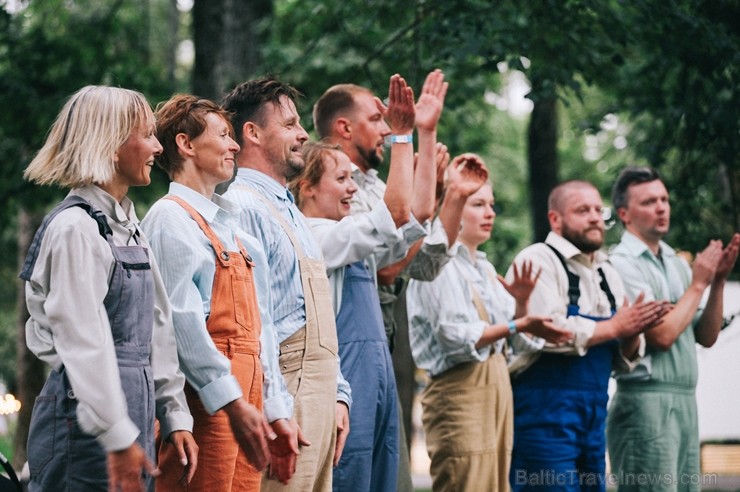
[410,128,438,223]
[384,141,414,227]
[619,334,642,361]
[694,279,725,347]
[646,282,706,350]
[377,240,422,285]
[437,186,466,247]
[475,323,510,350]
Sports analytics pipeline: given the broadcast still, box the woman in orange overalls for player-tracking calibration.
[143,95,287,491]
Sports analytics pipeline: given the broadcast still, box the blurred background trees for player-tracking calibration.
[0,0,737,469]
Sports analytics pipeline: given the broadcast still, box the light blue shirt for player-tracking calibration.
[224,169,352,407]
[609,230,699,383]
[142,183,292,421]
[407,243,514,377]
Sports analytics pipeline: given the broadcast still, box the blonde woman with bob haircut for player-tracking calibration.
[20,85,197,492]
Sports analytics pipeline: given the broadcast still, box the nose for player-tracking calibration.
[228,135,240,153]
[153,137,163,155]
[297,122,309,142]
[347,178,358,195]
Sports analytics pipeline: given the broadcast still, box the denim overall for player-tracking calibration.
[21,196,156,491]
[332,261,399,492]
[511,244,617,492]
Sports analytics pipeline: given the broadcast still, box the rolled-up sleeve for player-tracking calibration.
[147,249,194,439]
[143,209,242,415]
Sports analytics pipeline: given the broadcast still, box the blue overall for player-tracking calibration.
[20,196,156,492]
[332,261,399,492]
[510,245,617,492]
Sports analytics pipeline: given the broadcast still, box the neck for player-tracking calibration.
[628,228,662,255]
[173,173,216,199]
[236,153,287,186]
[96,181,128,204]
[300,199,319,218]
[332,139,368,174]
[460,239,479,261]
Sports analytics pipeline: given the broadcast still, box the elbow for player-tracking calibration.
[697,334,719,349]
[412,203,433,224]
[646,334,674,352]
[391,205,411,228]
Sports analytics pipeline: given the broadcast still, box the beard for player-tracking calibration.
[357,143,384,170]
[562,223,604,253]
[283,155,305,181]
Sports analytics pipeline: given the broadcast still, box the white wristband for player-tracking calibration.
[385,134,413,144]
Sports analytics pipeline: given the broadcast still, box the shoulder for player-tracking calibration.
[141,199,195,236]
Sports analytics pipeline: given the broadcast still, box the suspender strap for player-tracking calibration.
[19,195,112,281]
[545,243,581,307]
[597,267,617,312]
[230,185,308,260]
[545,242,617,313]
[163,195,253,266]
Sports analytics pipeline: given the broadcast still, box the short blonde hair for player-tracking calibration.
[24,85,154,188]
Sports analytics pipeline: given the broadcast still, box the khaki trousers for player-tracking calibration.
[422,353,513,492]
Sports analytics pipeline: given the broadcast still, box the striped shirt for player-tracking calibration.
[142,183,292,421]
[407,242,513,377]
[224,168,351,406]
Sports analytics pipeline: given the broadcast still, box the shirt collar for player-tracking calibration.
[618,230,676,259]
[235,168,294,204]
[351,164,379,187]
[71,185,137,225]
[168,182,239,223]
[545,231,609,265]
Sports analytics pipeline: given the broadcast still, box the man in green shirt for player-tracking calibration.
[607,167,739,491]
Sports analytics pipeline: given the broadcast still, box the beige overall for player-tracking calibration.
[244,189,339,492]
[421,280,513,492]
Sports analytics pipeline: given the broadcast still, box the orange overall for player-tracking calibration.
[156,195,264,491]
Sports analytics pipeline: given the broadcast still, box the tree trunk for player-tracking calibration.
[527,96,559,243]
[192,0,272,100]
[13,208,46,471]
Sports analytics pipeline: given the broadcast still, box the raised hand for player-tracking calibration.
[499,260,542,305]
[690,240,724,289]
[434,142,451,200]
[385,74,415,135]
[446,153,489,198]
[609,293,666,339]
[714,233,740,282]
[415,69,448,132]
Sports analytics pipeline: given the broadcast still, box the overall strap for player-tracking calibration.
[597,267,617,312]
[19,195,112,281]
[545,242,616,318]
[545,243,580,308]
[164,195,252,266]
[231,184,307,260]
